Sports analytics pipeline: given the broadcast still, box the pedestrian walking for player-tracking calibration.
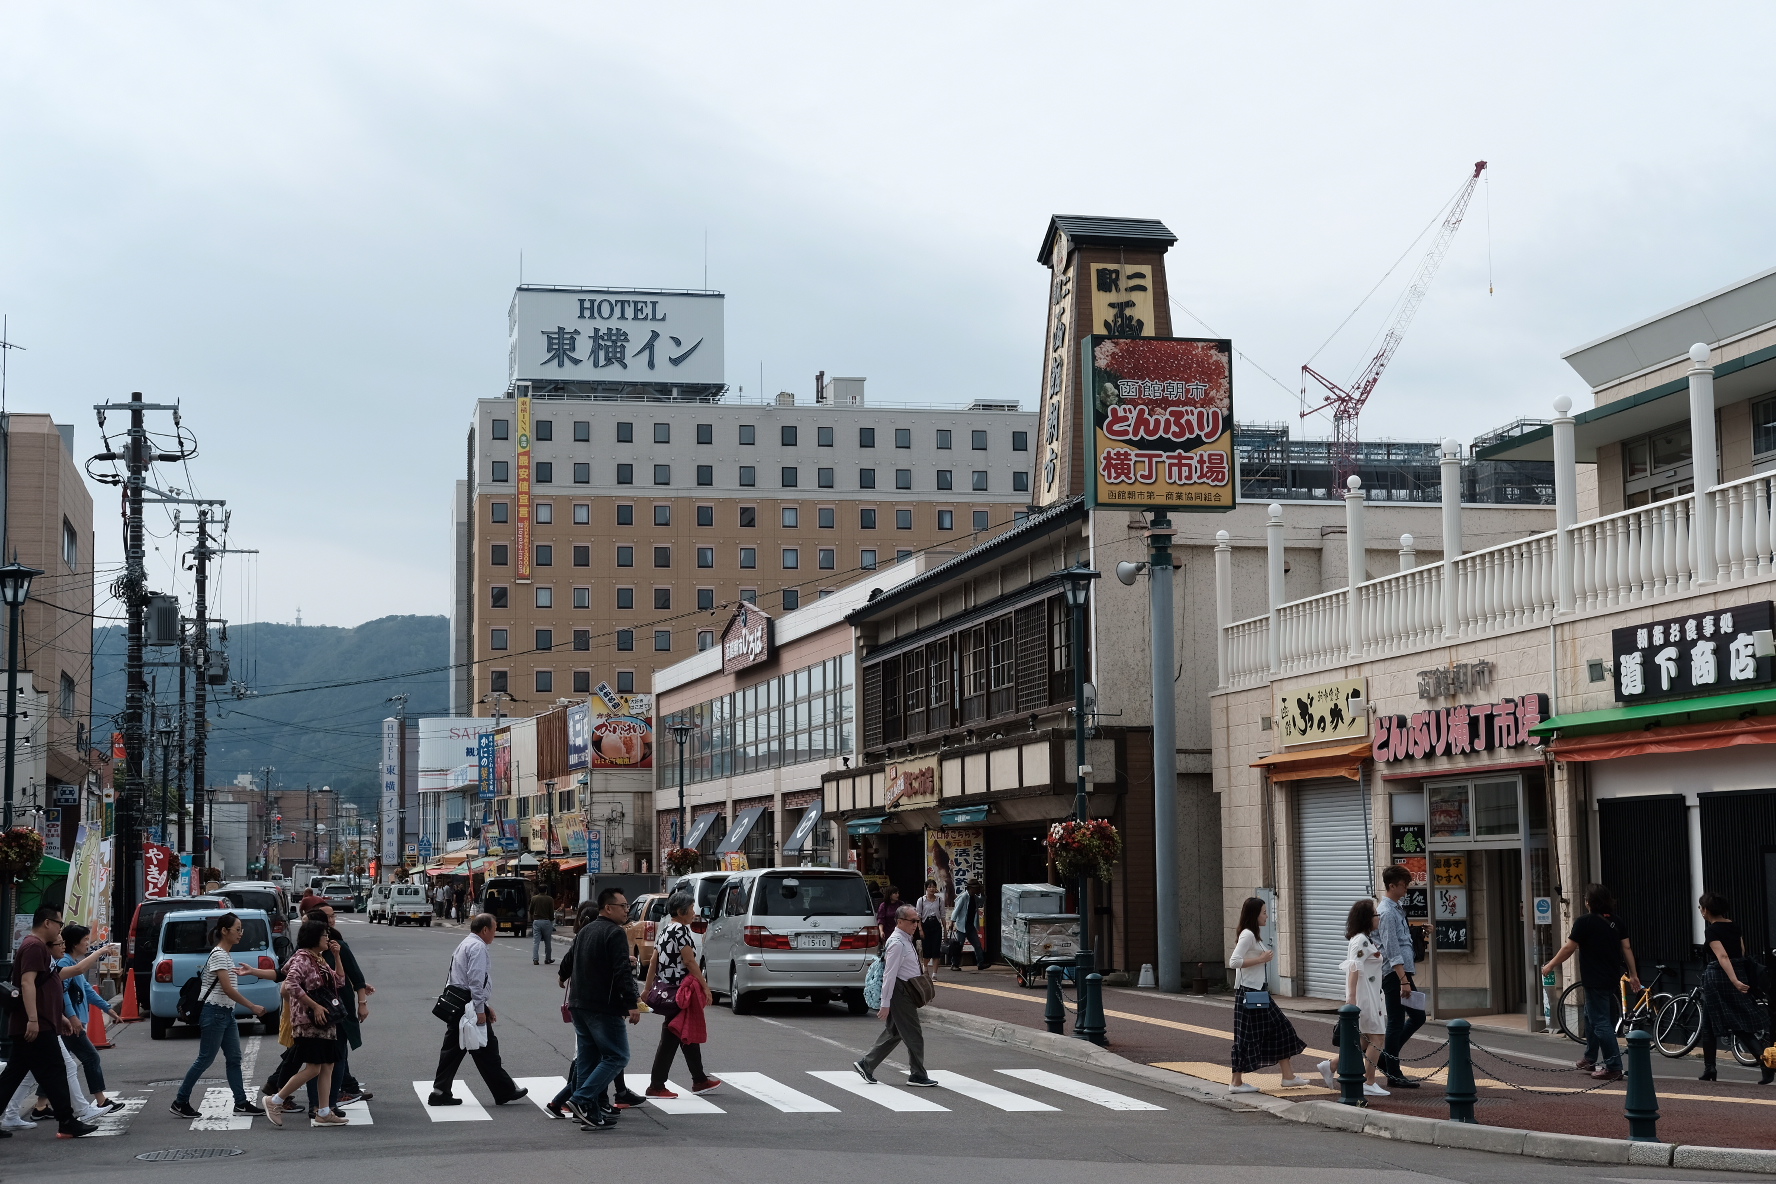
[875,886,902,950]
[0,908,98,1138]
[1541,884,1638,1081]
[531,888,557,965]
[167,912,268,1120]
[1226,896,1309,1093]
[264,920,350,1127]
[428,914,527,1108]
[1319,899,1388,1097]
[55,926,125,1114]
[260,907,374,1112]
[434,882,451,920]
[1693,892,1774,1084]
[6,933,111,1130]
[1376,865,1425,1088]
[640,890,721,1100]
[854,905,936,1087]
[915,879,944,976]
[950,877,987,971]
[453,885,466,921]
[561,888,640,1130]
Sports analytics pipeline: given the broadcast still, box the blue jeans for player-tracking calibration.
[532,921,555,962]
[568,1009,629,1109]
[178,1004,246,1105]
[1584,990,1621,1070]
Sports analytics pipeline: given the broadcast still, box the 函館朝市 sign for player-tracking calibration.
[1084,335,1235,511]
[1610,601,1774,703]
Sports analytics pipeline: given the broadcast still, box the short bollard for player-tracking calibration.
[1336,1003,1366,1107]
[1445,1018,1476,1124]
[1624,1028,1660,1142]
[1044,965,1066,1034]
[1077,972,1108,1046]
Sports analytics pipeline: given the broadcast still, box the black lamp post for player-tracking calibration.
[1060,563,1106,1045]
[0,557,42,1057]
[671,721,691,856]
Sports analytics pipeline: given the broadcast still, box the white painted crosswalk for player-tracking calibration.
[807,1071,949,1112]
[411,1079,493,1121]
[927,1070,1059,1112]
[721,1071,840,1113]
[648,1080,725,1114]
[995,1068,1165,1111]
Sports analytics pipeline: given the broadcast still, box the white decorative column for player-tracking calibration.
[1440,438,1463,640]
[1689,343,1719,584]
[1552,395,1577,614]
[1686,793,1706,944]
[1214,529,1233,690]
[1398,533,1417,571]
[1345,475,1367,659]
[1267,504,1285,675]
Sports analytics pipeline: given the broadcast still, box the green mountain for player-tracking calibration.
[93,615,450,813]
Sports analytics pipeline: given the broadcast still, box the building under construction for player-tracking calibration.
[1235,421,1555,505]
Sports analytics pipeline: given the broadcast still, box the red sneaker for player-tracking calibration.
[644,1086,679,1100]
[691,1078,723,1095]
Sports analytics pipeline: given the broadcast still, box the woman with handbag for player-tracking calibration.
[640,891,721,1099]
[266,920,350,1127]
[1227,896,1311,1094]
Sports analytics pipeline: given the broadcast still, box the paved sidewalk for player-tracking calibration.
[928,963,1776,1150]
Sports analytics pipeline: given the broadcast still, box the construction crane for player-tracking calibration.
[1302,160,1489,485]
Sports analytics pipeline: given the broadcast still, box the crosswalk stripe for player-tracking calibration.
[412,1079,492,1121]
[193,1086,253,1131]
[807,1071,949,1112]
[721,1071,839,1113]
[339,1100,373,1125]
[995,1069,1165,1111]
[511,1076,568,1115]
[649,1081,725,1114]
[926,1070,1058,1111]
[84,1096,145,1137]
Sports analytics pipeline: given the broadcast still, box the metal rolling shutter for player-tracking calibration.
[1296,779,1371,999]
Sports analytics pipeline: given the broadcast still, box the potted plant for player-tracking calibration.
[664,846,702,877]
[0,826,44,882]
[1044,819,1123,884]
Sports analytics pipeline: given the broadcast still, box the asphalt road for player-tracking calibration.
[4,916,1769,1184]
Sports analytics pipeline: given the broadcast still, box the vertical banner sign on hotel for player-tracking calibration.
[515,396,532,581]
[1084,335,1235,511]
[381,718,400,867]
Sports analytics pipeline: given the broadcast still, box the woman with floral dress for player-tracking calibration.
[1318,898,1390,1097]
[266,920,349,1127]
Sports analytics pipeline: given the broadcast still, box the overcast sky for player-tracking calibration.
[6,3,1776,629]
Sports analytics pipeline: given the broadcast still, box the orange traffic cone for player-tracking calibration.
[120,974,140,1022]
[87,1004,114,1049]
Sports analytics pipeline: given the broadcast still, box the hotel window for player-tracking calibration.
[937,470,952,490]
[740,547,757,568]
[859,427,876,448]
[895,469,911,489]
[697,465,713,486]
[535,629,553,651]
[654,504,671,526]
[697,587,715,610]
[697,547,714,568]
[937,510,954,530]
[617,464,633,484]
[936,429,952,450]
[617,630,634,651]
[59,672,75,717]
[697,505,714,526]
[895,428,911,448]
[535,419,553,441]
[655,630,672,651]
[573,463,590,484]
[653,464,671,485]
[654,422,670,444]
[574,629,590,651]
[573,503,589,524]
[859,468,876,489]
[491,419,509,440]
[573,587,590,609]
[861,549,877,570]
[896,509,912,529]
[818,467,834,487]
[782,467,799,487]
[781,425,797,446]
[739,466,756,486]
[573,545,589,567]
[535,587,553,608]
[490,670,509,692]
[617,587,634,609]
[490,629,508,651]
[782,506,799,527]
[897,549,913,563]
[617,422,634,443]
[1012,431,1028,451]
[819,548,835,569]
[818,507,835,528]
[973,510,990,531]
[490,502,509,523]
[490,586,508,608]
[617,546,634,567]
[653,546,671,568]
[739,424,756,445]
[617,670,635,693]
[573,671,591,693]
[782,589,800,611]
[490,544,508,566]
[535,462,553,483]
[535,503,552,524]
[740,506,756,527]
[491,461,509,482]
[698,631,714,651]
[617,504,634,525]
[574,421,590,442]
[817,426,834,447]
[782,548,799,569]
[740,588,757,603]
[972,430,988,450]
[972,471,988,491]
[535,670,553,693]
[655,587,672,609]
[860,507,876,529]
[1013,472,1029,492]
[697,423,713,445]
[535,544,552,567]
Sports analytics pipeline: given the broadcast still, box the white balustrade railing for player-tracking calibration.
[1355,562,1443,655]
[1276,587,1349,674]
[1712,470,1776,582]
[1224,615,1270,689]
[1570,494,1696,611]
[1449,528,1558,637]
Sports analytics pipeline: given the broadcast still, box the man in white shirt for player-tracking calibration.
[429,914,526,1107]
[853,906,937,1087]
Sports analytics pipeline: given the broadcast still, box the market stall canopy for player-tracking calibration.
[716,806,768,855]
[1533,686,1776,761]
[1250,739,1373,783]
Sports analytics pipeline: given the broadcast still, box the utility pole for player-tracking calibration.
[388,694,408,877]
[176,620,189,855]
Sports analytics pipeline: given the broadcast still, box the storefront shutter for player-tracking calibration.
[1295,779,1372,999]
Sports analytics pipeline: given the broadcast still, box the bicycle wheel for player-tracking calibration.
[1732,1031,1766,1067]
[1654,994,1703,1057]
[1556,982,1589,1043]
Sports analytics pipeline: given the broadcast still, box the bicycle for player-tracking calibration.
[1655,980,1770,1065]
[1556,963,1676,1045]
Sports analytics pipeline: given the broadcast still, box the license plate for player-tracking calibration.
[795,933,833,950]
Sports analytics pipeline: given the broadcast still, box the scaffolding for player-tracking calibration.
[1235,422,1554,506]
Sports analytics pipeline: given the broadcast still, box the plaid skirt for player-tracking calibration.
[1231,987,1307,1073]
[1700,960,1767,1041]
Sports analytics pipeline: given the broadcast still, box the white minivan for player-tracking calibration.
[700,868,875,1015]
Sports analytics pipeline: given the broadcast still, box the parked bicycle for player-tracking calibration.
[1655,978,1770,1065]
[1556,963,1677,1044]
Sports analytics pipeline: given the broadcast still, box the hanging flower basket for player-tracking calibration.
[664,847,702,876]
[1044,819,1122,884]
[0,826,45,883]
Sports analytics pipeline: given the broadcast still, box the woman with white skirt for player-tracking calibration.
[1317,898,1390,1097]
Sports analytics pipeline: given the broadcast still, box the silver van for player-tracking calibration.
[700,868,875,1015]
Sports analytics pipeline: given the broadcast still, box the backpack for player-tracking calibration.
[863,956,884,1010]
[176,975,205,1024]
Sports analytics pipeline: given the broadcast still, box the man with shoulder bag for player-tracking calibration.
[560,888,641,1131]
[429,914,526,1107]
[853,905,937,1088]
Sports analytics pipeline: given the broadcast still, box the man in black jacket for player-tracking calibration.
[561,888,640,1130]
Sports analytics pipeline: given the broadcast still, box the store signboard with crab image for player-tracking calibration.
[1275,677,1368,746]
[1083,334,1235,512]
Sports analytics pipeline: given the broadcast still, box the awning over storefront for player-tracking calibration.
[684,811,722,851]
[1250,739,1372,783]
[939,805,990,826]
[847,815,888,835]
[781,801,823,854]
[716,806,768,854]
[1533,686,1776,761]
[553,858,586,873]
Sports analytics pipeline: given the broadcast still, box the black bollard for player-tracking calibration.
[1336,1003,1366,1107]
[1044,964,1066,1034]
[1624,1028,1660,1142]
[1077,972,1108,1046]
[1445,1018,1476,1123]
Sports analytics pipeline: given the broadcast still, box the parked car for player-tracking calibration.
[317,877,358,913]
[218,880,295,918]
[216,883,294,960]
[366,883,393,922]
[624,892,673,965]
[127,895,227,1013]
[478,877,533,936]
[148,907,282,1039]
[367,882,433,925]
[670,871,733,937]
[699,868,875,1015]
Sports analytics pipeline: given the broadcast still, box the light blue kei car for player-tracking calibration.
[148,908,283,1039]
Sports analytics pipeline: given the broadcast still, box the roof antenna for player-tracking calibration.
[0,315,24,415]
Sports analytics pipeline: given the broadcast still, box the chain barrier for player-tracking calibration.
[1475,1043,1595,1074]
[1395,1039,1449,1063]
[1468,1051,1624,1097]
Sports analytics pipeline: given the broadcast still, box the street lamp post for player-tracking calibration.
[0,558,42,1057]
[1061,564,1105,1045]
[671,722,691,858]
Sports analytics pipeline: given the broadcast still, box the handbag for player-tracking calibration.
[433,982,473,1025]
[560,985,573,1024]
[1240,989,1272,1009]
[644,976,677,1010]
[906,973,937,1008]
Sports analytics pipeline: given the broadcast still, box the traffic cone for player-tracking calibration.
[120,974,140,1022]
[87,1004,114,1049]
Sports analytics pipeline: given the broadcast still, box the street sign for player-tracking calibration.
[55,785,79,806]
[418,836,434,859]
[500,836,520,853]
[404,843,418,857]
[586,827,603,875]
